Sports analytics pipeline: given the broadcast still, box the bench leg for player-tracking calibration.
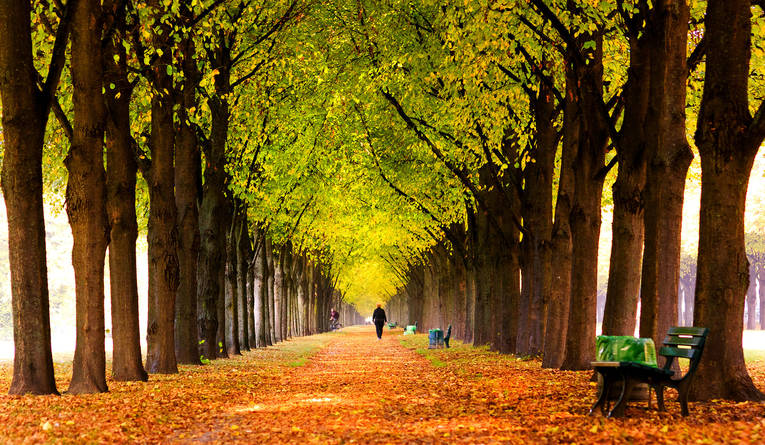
[655,384,666,412]
[590,372,613,416]
[608,375,635,418]
[677,383,690,416]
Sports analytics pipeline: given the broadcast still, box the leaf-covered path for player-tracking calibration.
[177,325,529,443]
[2,326,765,443]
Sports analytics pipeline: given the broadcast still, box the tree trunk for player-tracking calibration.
[144,81,180,374]
[252,234,268,347]
[639,0,692,352]
[103,0,147,381]
[602,28,650,337]
[542,51,577,369]
[224,211,240,356]
[520,81,555,355]
[0,0,59,395]
[174,24,202,365]
[759,268,765,330]
[561,35,608,371]
[691,0,765,402]
[266,239,277,343]
[237,215,250,351]
[746,270,757,331]
[66,0,110,394]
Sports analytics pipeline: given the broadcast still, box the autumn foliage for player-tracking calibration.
[0,326,763,443]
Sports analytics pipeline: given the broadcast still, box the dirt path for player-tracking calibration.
[175,325,528,444]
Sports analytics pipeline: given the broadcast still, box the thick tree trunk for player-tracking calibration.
[602,30,650,337]
[519,82,555,356]
[144,84,180,374]
[0,0,59,395]
[542,53,577,369]
[692,0,765,403]
[639,0,692,350]
[561,36,607,371]
[66,0,110,394]
[103,1,147,381]
[174,26,202,365]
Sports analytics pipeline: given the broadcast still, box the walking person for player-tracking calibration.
[372,303,387,340]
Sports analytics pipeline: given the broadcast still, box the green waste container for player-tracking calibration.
[596,335,657,367]
[403,325,416,335]
[428,329,444,349]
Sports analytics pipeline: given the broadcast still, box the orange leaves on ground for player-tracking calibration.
[1,327,765,443]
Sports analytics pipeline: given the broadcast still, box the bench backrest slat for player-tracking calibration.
[662,336,704,347]
[668,327,708,336]
[659,346,697,360]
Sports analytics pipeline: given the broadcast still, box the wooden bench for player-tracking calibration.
[590,326,709,418]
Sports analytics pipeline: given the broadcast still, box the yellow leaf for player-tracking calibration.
[589,424,598,433]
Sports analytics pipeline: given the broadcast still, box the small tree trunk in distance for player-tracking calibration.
[692,0,765,403]
[224,213,240,356]
[252,234,267,347]
[0,0,59,396]
[237,217,250,350]
[103,0,147,381]
[759,267,765,330]
[746,263,757,330]
[67,0,109,394]
[266,239,276,343]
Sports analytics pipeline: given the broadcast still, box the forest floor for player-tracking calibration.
[1,326,765,444]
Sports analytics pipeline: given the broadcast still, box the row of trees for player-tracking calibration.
[372,0,765,402]
[0,0,368,395]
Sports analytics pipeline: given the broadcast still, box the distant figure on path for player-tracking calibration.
[330,308,340,330]
[372,303,387,340]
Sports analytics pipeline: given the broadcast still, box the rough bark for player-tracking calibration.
[66,0,110,394]
[266,238,277,343]
[691,0,765,401]
[0,0,60,396]
[519,82,555,356]
[224,208,240,356]
[237,214,251,351]
[542,51,577,369]
[144,2,180,374]
[639,0,693,351]
[103,0,147,381]
[174,20,202,365]
[561,35,608,371]
[602,25,650,337]
[197,36,232,361]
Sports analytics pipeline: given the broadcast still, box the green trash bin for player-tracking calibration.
[428,329,444,349]
[596,335,657,367]
[403,325,416,335]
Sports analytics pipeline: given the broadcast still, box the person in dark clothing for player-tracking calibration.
[372,303,386,340]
